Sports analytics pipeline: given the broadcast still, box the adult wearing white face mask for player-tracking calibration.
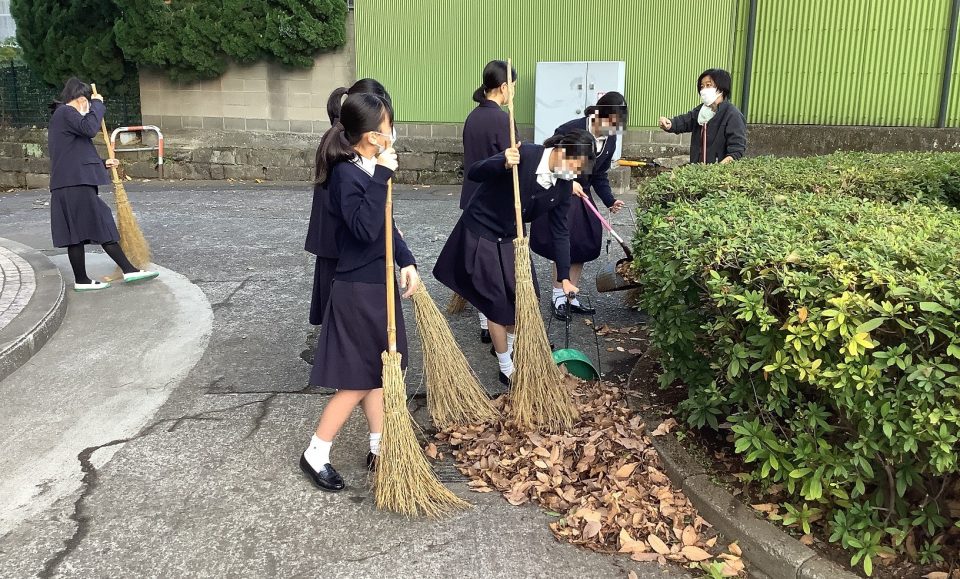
[658,68,747,165]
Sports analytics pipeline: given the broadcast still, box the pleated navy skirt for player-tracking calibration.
[49,185,120,248]
[309,280,408,390]
[433,220,538,327]
[530,194,603,264]
[309,256,338,326]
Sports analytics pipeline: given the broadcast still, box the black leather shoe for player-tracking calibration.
[366,452,378,472]
[299,454,345,492]
[553,302,571,321]
[498,371,511,386]
[569,302,596,315]
[299,348,315,365]
[480,329,492,343]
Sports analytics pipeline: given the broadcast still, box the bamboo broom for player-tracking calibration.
[374,179,469,517]
[412,284,498,429]
[503,60,577,433]
[445,292,468,315]
[91,84,152,279]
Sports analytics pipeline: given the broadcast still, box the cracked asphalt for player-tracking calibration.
[0,181,680,579]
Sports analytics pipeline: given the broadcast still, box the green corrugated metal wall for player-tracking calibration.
[355,0,741,127]
[356,0,960,128]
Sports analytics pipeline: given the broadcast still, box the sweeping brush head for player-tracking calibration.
[509,238,578,432]
[445,293,469,315]
[375,350,471,517]
[111,180,152,269]
[412,285,498,429]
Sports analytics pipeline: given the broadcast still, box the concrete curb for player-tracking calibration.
[626,356,858,579]
[0,238,66,382]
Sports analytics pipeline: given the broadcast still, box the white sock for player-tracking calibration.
[304,435,332,471]
[570,296,582,307]
[479,312,488,330]
[506,332,516,356]
[552,288,565,305]
[497,351,514,377]
[369,432,382,456]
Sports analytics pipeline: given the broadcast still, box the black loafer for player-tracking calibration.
[569,302,596,315]
[498,371,511,386]
[366,452,378,472]
[480,329,492,343]
[553,303,571,321]
[299,454,345,492]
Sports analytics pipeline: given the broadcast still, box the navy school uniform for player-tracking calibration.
[47,100,120,248]
[434,143,572,327]
[304,180,339,325]
[310,159,416,390]
[530,117,616,264]
[667,100,747,164]
[460,99,514,210]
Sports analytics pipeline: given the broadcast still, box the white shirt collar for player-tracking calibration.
[353,154,377,177]
[535,148,557,189]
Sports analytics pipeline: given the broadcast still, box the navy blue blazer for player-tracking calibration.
[460,100,514,210]
[48,100,110,191]
[304,182,339,259]
[555,118,617,207]
[328,160,416,284]
[462,143,572,281]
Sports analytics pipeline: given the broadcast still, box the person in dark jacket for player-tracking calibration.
[658,68,747,164]
[460,59,518,344]
[433,130,596,386]
[300,93,420,492]
[530,92,628,319]
[47,78,158,292]
[302,79,394,365]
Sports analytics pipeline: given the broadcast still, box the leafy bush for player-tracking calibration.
[633,155,960,575]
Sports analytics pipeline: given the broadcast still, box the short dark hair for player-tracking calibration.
[49,77,93,115]
[698,69,733,99]
[543,128,598,174]
[585,91,628,126]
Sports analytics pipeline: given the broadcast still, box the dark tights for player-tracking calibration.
[67,242,137,284]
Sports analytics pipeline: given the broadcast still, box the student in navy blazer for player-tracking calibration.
[434,129,597,386]
[460,59,518,343]
[301,93,420,492]
[531,92,629,319]
[302,79,393,366]
[47,78,157,292]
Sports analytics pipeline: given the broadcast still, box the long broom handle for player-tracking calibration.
[385,179,397,352]
[90,84,121,185]
[506,59,523,240]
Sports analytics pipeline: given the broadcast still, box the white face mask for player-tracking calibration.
[700,87,720,107]
[553,168,578,181]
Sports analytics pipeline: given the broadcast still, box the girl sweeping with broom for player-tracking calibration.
[433,129,597,386]
[47,78,158,291]
[301,92,420,492]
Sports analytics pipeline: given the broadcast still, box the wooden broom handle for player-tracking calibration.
[385,179,397,352]
[506,59,524,240]
[90,84,121,184]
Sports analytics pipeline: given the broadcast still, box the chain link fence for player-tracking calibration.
[0,61,141,128]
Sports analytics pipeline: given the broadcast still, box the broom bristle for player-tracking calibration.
[509,238,578,432]
[445,293,468,315]
[112,181,152,269]
[412,286,498,429]
[375,351,470,517]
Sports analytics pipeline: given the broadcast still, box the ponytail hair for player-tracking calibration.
[585,91,629,127]
[49,77,92,116]
[326,78,394,125]
[315,93,390,185]
[472,59,518,103]
[543,129,598,174]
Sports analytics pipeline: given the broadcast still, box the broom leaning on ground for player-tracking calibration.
[374,179,470,517]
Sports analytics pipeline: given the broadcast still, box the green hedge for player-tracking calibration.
[633,155,960,575]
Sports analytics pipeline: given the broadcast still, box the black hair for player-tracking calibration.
[315,93,390,185]
[543,128,598,174]
[49,77,92,115]
[326,78,393,125]
[472,60,519,103]
[697,69,733,99]
[585,91,629,126]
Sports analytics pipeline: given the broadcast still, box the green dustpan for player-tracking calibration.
[552,348,600,381]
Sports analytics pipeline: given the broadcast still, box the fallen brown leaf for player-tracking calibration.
[648,534,670,555]
[680,545,712,562]
[651,418,679,437]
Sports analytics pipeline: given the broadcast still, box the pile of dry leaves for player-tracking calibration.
[436,378,745,576]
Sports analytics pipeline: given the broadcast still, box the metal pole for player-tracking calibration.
[938,0,960,128]
[741,0,759,121]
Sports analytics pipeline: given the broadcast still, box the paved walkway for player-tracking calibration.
[0,245,35,332]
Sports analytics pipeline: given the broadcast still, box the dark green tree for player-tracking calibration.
[10,0,132,92]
